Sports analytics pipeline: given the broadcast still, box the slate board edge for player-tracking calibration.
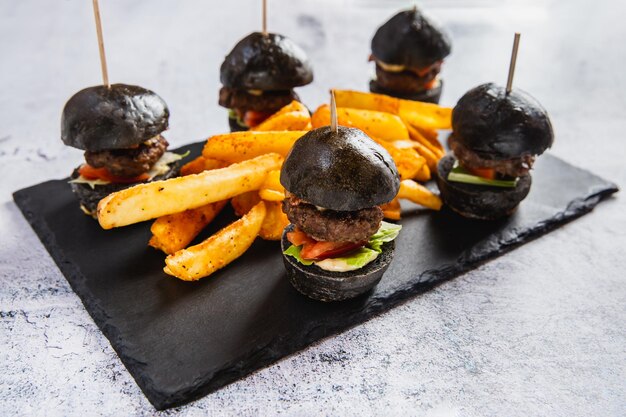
[146,182,618,410]
[11,165,619,411]
[12,185,161,407]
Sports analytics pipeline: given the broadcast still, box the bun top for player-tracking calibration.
[452,83,554,160]
[61,84,169,151]
[371,8,451,69]
[220,32,313,91]
[280,126,400,211]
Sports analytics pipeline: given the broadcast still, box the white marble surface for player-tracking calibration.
[1,0,625,416]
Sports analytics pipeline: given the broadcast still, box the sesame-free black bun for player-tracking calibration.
[371,8,451,69]
[280,126,400,211]
[436,154,532,220]
[61,84,169,152]
[369,78,443,104]
[281,224,394,302]
[68,161,180,217]
[452,83,554,160]
[220,32,313,91]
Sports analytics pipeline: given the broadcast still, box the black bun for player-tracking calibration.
[220,32,313,90]
[69,161,180,217]
[281,224,394,302]
[280,126,400,211]
[61,84,169,152]
[370,78,443,104]
[371,8,451,69]
[452,83,554,160]
[436,154,531,220]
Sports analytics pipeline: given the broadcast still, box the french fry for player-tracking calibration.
[148,200,228,255]
[265,100,309,117]
[333,89,452,130]
[97,153,283,229]
[397,179,442,210]
[260,170,284,193]
[311,104,409,141]
[258,201,289,241]
[164,201,267,281]
[253,112,312,131]
[380,198,401,220]
[413,125,440,146]
[259,189,285,201]
[406,123,445,158]
[398,101,452,131]
[252,101,312,132]
[414,162,431,182]
[372,138,425,180]
[333,89,399,114]
[392,139,440,172]
[202,131,306,163]
[180,156,227,176]
[231,191,261,217]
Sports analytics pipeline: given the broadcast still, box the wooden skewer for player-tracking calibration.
[330,90,338,133]
[92,0,110,88]
[262,0,268,35]
[506,32,521,94]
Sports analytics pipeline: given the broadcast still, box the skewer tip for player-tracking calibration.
[330,90,338,133]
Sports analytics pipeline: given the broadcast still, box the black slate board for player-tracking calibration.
[12,142,618,410]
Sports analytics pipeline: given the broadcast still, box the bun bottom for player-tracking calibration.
[228,115,249,132]
[281,224,394,302]
[69,162,180,217]
[436,154,532,220]
[369,79,443,104]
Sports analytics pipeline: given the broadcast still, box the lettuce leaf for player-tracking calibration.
[283,221,402,272]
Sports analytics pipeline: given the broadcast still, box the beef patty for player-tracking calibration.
[219,87,299,113]
[374,63,440,94]
[85,135,168,178]
[282,194,383,243]
[449,134,535,178]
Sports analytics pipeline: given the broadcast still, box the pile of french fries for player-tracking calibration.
[96,91,451,281]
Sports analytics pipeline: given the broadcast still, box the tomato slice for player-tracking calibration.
[244,110,272,128]
[300,240,365,261]
[466,166,496,180]
[423,78,438,90]
[78,164,149,184]
[287,228,317,246]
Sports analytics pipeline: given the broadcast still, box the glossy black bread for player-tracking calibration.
[436,154,532,220]
[281,224,395,302]
[61,84,169,152]
[452,83,554,160]
[371,8,451,68]
[69,162,180,217]
[220,32,313,91]
[280,126,400,211]
[370,79,443,104]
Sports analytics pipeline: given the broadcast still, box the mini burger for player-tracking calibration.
[369,7,451,104]
[280,125,402,302]
[436,83,554,220]
[62,84,183,217]
[219,32,313,131]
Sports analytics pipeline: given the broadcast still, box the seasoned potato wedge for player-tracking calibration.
[202,131,306,163]
[258,201,289,241]
[397,179,442,210]
[380,198,401,220]
[97,153,283,229]
[311,104,409,141]
[164,201,267,281]
[252,101,312,132]
[149,200,228,255]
